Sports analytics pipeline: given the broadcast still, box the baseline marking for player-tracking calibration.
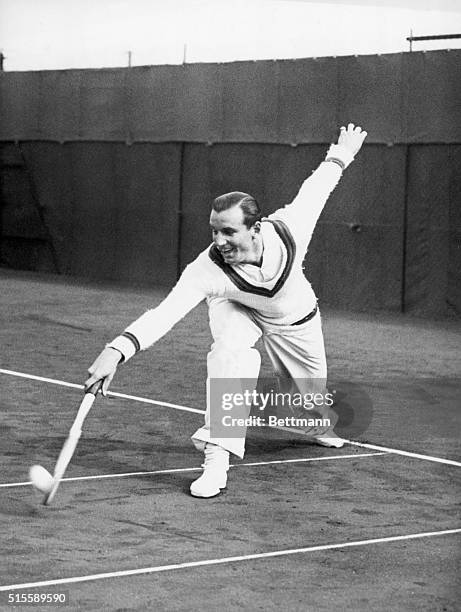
[2,367,460,467]
[1,528,459,592]
[0,452,387,489]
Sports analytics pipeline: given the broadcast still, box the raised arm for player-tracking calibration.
[271,123,367,248]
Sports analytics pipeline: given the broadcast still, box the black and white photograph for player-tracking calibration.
[0,0,460,610]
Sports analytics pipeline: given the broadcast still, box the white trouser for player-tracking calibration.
[191,298,328,458]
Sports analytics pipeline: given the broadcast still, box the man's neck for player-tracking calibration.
[244,235,264,267]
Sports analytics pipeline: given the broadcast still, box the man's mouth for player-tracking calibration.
[220,247,235,256]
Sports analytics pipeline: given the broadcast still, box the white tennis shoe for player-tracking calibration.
[190,443,230,498]
[312,431,346,448]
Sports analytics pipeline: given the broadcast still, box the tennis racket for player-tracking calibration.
[43,379,103,505]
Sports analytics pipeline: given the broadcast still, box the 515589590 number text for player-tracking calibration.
[4,592,69,606]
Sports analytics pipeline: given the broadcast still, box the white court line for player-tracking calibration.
[0,368,204,415]
[347,440,461,468]
[0,452,387,489]
[1,528,459,592]
[2,367,460,467]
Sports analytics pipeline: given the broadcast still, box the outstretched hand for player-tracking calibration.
[85,347,122,396]
[338,123,367,156]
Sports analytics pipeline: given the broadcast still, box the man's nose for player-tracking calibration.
[214,234,226,247]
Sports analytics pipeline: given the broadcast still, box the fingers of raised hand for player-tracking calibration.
[341,123,365,134]
[338,123,367,153]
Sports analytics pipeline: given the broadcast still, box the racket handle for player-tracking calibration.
[86,379,104,396]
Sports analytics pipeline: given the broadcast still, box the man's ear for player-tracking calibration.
[252,221,261,234]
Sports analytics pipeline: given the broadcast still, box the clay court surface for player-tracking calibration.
[0,269,460,611]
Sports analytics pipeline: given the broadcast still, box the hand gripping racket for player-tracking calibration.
[43,380,103,505]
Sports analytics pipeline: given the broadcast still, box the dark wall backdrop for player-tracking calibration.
[1,50,460,316]
[0,143,181,285]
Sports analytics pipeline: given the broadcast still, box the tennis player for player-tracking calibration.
[85,123,367,498]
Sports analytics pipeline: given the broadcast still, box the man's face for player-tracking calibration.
[209,205,258,265]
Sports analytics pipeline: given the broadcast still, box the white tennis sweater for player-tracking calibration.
[109,144,354,362]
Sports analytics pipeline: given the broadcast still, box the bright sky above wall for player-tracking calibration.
[0,0,460,71]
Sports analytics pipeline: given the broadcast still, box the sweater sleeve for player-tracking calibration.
[269,144,354,251]
[107,259,210,362]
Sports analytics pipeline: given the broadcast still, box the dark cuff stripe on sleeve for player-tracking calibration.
[122,331,141,353]
[325,157,345,171]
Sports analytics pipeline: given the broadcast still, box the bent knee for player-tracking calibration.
[207,342,261,377]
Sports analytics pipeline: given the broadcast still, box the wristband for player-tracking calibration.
[106,332,140,363]
[325,144,355,169]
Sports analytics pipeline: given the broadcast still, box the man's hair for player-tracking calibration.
[212,191,262,229]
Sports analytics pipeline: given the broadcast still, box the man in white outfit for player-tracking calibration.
[85,123,367,498]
